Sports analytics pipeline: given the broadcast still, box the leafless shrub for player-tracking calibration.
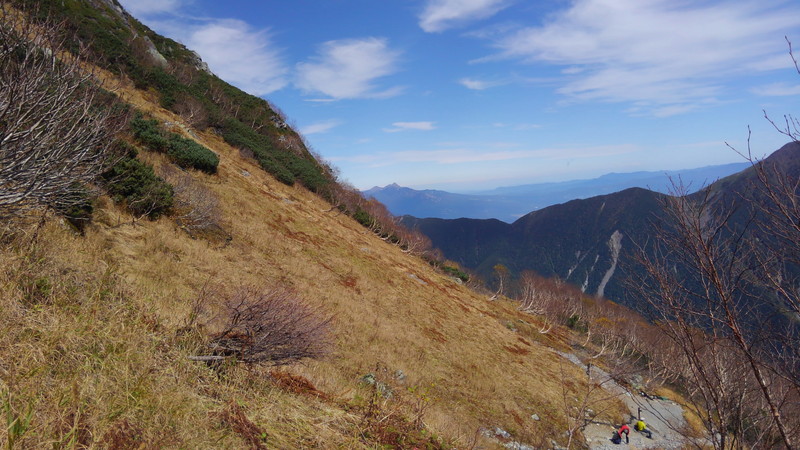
[172,94,208,129]
[202,286,333,366]
[158,165,222,236]
[629,180,800,448]
[0,7,126,220]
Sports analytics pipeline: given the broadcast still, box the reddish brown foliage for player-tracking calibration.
[215,402,267,450]
[268,370,329,400]
[99,419,150,450]
[503,344,531,356]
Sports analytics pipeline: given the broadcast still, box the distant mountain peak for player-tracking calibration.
[364,161,755,222]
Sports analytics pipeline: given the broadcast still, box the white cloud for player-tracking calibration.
[486,0,800,116]
[751,82,800,96]
[118,3,287,96]
[181,20,288,95]
[383,122,437,132]
[458,77,506,90]
[295,38,403,100]
[300,120,343,135]
[419,0,512,33]
[119,0,184,16]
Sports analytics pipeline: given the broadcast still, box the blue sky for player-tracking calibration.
[120,0,800,192]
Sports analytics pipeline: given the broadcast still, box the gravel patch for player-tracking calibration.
[555,351,692,449]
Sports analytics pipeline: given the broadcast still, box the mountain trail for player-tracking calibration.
[556,351,692,449]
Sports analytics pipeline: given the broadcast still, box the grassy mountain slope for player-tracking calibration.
[0,104,597,447]
[0,3,632,447]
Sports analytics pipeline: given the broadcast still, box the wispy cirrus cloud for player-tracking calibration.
[484,0,800,116]
[419,0,513,33]
[182,20,288,95]
[458,77,507,90]
[751,82,800,96]
[295,38,403,100]
[300,120,343,135]
[383,122,437,133]
[493,122,543,130]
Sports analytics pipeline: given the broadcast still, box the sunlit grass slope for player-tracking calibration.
[0,71,625,449]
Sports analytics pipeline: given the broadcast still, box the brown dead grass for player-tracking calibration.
[0,63,629,449]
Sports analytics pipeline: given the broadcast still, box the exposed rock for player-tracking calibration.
[596,230,622,298]
[188,50,213,74]
[360,373,392,398]
[272,118,290,130]
[142,36,168,68]
[504,442,535,450]
[494,427,511,440]
[408,273,428,285]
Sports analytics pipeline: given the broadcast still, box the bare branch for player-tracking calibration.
[0,7,125,220]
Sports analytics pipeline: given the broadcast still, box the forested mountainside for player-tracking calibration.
[404,142,800,312]
[403,187,664,303]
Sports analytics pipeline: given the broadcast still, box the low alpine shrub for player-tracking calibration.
[102,156,173,219]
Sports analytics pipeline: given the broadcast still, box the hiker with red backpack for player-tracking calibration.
[611,424,630,444]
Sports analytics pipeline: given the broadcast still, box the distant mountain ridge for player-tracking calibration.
[366,162,749,222]
[403,143,800,312]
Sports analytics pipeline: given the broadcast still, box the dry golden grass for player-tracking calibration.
[0,69,631,448]
[654,386,707,440]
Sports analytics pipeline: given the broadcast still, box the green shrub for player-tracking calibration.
[442,266,469,282]
[166,135,219,174]
[566,314,588,333]
[130,114,167,151]
[144,67,182,109]
[220,118,330,190]
[352,208,373,228]
[256,155,295,185]
[54,183,95,233]
[102,157,173,219]
[131,114,219,174]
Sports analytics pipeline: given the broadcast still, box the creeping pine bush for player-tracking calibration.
[220,118,329,190]
[54,183,95,233]
[442,265,469,282]
[130,114,219,174]
[102,155,173,219]
[130,114,167,151]
[166,135,219,174]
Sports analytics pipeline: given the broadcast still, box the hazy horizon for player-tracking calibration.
[366,159,753,193]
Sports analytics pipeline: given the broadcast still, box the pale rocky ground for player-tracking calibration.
[557,352,693,449]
